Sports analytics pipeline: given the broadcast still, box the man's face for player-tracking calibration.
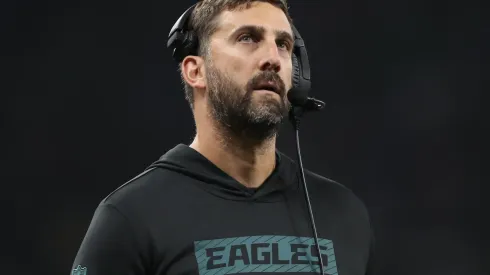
[204,2,294,141]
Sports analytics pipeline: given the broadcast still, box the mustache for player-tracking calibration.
[246,71,286,96]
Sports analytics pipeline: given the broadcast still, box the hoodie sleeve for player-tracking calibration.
[70,203,148,275]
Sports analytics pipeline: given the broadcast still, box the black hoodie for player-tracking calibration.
[71,144,375,275]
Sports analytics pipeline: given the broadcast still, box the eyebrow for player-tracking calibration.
[230,25,295,44]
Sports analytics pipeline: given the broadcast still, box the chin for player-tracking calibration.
[249,105,285,123]
[252,92,282,104]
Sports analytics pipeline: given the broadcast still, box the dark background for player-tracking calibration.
[1,0,487,274]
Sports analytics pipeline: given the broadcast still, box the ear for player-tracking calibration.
[181,55,206,90]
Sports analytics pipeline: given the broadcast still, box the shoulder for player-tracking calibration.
[102,167,160,204]
[304,169,372,223]
[98,166,182,218]
[304,169,352,197]
[304,169,346,189]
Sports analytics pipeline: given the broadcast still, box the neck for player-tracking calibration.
[190,115,277,188]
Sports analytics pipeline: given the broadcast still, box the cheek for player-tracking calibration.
[220,48,251,73]
[282,58,293,84]
[283,68,293,88]
[212,46,247,79]
[229,59,254,86]
[230,58,243,72]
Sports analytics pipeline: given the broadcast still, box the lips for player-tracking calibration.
[254,81,280,94]
[248,71,285,96]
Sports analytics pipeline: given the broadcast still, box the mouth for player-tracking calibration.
[253,81,280,95]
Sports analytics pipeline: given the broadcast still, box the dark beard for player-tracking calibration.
[206,62,290,143]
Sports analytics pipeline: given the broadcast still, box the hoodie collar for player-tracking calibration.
[147,144,300,202]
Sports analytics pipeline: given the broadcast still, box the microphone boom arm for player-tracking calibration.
[303,97,325,112]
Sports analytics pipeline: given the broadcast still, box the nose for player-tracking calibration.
[258,41,281,73]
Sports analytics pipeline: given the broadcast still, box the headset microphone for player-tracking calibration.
[167,4,326,274]
[289,94,326,112]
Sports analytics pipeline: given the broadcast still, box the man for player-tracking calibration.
[71,1,376,274]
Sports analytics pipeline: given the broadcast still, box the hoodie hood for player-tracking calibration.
[146,144,300,202]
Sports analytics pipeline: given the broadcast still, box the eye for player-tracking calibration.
[238,34,256,43]
[277,40,291,51]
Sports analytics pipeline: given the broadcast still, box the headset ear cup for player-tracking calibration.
[291,54,301,89]
[180,31,198,60]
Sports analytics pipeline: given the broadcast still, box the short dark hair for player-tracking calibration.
[179,0,292,109]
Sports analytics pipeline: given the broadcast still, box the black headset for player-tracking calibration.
[166,3,317,108]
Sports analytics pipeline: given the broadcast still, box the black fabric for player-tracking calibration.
[71,144,375,275]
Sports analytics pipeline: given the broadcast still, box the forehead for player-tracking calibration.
[214,2,293,37]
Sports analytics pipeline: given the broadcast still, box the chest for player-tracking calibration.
[148,196,370,275]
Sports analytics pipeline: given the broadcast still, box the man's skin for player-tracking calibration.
[181,2,295,188]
